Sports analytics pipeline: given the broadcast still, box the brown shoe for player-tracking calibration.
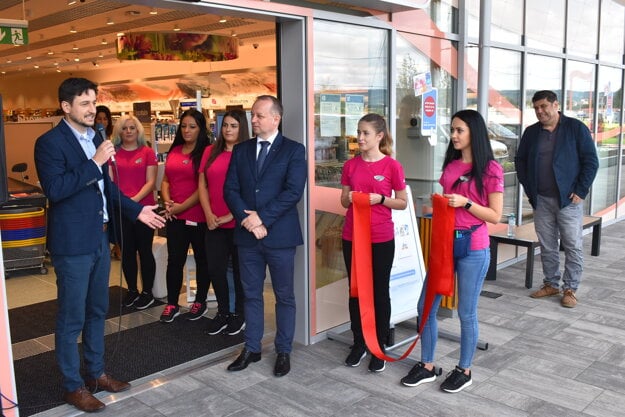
[530,284,560,298]
[85,373,130,393]
[561,289,577,308]
[63,386,105,412]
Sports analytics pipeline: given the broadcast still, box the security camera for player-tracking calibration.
[253,43,259,49]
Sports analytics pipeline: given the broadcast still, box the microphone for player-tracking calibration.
[96,123,116,163]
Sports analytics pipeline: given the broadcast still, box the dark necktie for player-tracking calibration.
[257,141,269,173]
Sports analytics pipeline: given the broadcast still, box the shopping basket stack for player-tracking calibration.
[0,206,48,275]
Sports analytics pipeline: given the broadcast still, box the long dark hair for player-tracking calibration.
[96,105,113,137]
[169,109,210,172]
[442,109,494,196]
[205,109,250,168]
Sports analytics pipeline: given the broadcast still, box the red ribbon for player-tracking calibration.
[350,192,455,362]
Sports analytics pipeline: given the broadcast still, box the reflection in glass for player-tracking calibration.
[566,0,598,59]
[593,66,622,219]
[426,0,459,34]
[491,0,523,45]
[488,48,521,221]
[313,20,389,334]
[522,55,563,220]
[526,0,565,52]
[565,60,596,216]
[394,34,455,207]
[313,20,389,189]
[599,0,625,64]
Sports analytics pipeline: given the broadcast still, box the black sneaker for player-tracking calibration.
[186,302,207,321]
[123,290,140,307]
[440,366,472,393]
[225,314,246,335]
[205,313,229,335]
[401,362,438,387]
[159,304,180,323]
[134,292,154,310]
[344,345,367,367]
[368,355,386,372]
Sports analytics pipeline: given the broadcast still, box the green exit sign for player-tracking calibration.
[0,19,29,45]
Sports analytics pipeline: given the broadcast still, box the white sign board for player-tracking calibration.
[390,185,426,324]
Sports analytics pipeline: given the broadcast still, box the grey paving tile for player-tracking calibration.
[583,389,625,417]
[574,361,625,395]
[488,368,603,411]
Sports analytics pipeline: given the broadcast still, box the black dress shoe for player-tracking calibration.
[274,352,290,377]
[227,348,261,372]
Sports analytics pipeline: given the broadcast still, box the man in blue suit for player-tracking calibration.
[224,95,307,377]
[34,78,165,412]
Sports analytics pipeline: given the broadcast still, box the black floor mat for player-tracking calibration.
[13,318,243,416]
[8,286,163,343]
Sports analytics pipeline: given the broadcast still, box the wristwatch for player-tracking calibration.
[464,199,473,210]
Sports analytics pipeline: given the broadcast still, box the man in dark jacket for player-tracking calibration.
[35,78,165,412]
[516,90,598,308]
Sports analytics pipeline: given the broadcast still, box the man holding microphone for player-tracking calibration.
[34,77,165,412]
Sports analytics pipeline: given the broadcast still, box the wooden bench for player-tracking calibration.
[485,215,602,289]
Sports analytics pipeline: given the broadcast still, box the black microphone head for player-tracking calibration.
[95,123,105,133]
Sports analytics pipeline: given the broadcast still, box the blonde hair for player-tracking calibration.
[111,114,147,147]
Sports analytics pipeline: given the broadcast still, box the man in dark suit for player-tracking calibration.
[224,95,307,377]
[34,78,165,412]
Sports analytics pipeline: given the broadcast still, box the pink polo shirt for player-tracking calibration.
[199,145,235,229]
[110,146,157,206]
[164,145,205,223]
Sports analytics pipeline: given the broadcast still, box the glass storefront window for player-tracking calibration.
[394,33,456,209]
[525,0,565,52]
[488,48,522,221]
[426,0,459,34]
[565,60,596,215]
[599,0,625,64]
[566,0,599,59]
[491,0,523,45]
[593,66,623,218]
[313,20,389,189]
[312,20,389,333]
[522,54,563,220]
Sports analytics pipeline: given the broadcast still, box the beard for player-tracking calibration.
[67,112,95,130]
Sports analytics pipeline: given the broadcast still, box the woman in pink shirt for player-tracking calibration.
[159,109,211,323]
[341,113,408,372]
[109,114,157,310]
[198,109,250,336]
[400,109,503,393]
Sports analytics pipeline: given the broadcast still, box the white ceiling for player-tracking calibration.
[0,0,278,78]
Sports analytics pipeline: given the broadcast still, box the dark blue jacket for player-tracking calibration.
[224,133,307,248]
[34,120,142,256]
[515,112,598,209]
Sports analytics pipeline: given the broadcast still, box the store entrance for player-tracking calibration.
[1,2,308,413]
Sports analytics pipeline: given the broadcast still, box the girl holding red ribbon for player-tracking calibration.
[340,113,407,372]
[400,109,503,393]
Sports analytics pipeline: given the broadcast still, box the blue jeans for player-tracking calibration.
[237,243,296,354]
[52,232,111,391]
[534,195,584,290]
[419,248,489,369]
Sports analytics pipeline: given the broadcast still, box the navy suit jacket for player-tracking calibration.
[34,120,142,256]
[224,133,307,248]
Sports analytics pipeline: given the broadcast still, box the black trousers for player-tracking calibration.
[120,216,156,293]
[342,239,395,350]
[204,227,242,315]
[165,219,208,306]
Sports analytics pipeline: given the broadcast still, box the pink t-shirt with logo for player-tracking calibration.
[110,146,157,206]
[199,145,235,229]
[164,145,205,223]
[439,159,504,250]
[341,155,406,243]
